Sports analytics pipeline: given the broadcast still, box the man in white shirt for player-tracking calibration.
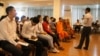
[0,6,31,56]
[74,19,82,32]
[21,17,47,56]
[75,7,93,50]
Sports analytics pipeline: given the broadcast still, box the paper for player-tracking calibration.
[17,42,29,46]
[29,38,38,41]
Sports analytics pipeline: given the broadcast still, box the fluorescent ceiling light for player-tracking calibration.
[33,0,49,1]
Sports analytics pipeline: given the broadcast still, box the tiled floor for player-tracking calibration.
[49,33,100,56]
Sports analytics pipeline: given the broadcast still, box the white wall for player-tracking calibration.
[0,7,5,17]
[0,1,6,17]
[64,6,72,26]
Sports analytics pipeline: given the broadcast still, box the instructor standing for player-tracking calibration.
[75,7,93,50]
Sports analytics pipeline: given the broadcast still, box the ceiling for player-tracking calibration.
[62,0,99,5]
[1,0,100,6]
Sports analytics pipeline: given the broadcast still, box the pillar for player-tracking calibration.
[53,0,62,21]
[0,0,9,17]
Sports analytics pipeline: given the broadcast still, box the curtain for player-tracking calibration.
[27,7,53,17]
[14,6,53,19]
[71,5,100,25]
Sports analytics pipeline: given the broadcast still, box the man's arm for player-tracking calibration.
[0,21,18,46]
[21,22,31,39]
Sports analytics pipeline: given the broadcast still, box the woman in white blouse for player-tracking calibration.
[36,15,60,53]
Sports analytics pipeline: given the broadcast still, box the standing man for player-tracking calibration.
[75,7,93,50]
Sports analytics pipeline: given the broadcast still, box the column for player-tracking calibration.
[53,0,62,21]
[0,0,9,17]
[64,6,72,25]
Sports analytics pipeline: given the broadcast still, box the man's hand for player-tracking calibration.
[43,32,47,35]
[19,39,25,42]
[51,32,55,35]
[16,44,21,49]
[31,36,37,39]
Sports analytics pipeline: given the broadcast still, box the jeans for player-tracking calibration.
[37,34,54,49]
[48,33,60,47]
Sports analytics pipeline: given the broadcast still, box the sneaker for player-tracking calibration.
[58,47,64,50]
[71,36,76,39]
[50,48,60,53]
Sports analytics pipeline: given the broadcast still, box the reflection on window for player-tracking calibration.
[71,5,100,24]
[9,4,53,18]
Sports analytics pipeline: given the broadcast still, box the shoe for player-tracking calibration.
[50,48,60,53]
[71,36,76,39]
[58,47,64,50]
[62,38,71,43]
[83,47,88,50]
[74,47,81,49]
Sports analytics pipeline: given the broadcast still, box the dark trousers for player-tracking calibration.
[0,51,5,56]
[78,27,91,49]
[38,38,49,47]
[0,40,31,56]
[23,38,45,56]
[48,33,60,47]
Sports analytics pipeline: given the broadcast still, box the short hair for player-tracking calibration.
[43,16,48,22]
[30,17,39,24]
[21,15,26,19]
[77,19,79,21]
[37,15,41,19]
[59,17,63,20]
[50,17,53,19]
[52,18,56,22]
[15,16,19,19]
[27,17,30,20]
[85,7,91,12]
[15,16,19,21]
[37,15,42,21]
[6,6,14,15]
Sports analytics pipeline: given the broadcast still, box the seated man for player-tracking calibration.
[0,6,31,56]
[74,19,81,33]
[56,17,69,42]
[63,19,75,39]
[21,17,47,56]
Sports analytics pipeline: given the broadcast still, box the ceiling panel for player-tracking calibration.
[62,0,99,5]
[2,0,53,6]
[2,0,100,5]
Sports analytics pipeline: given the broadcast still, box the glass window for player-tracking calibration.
[71,5,100,25]
[9,4,53,20]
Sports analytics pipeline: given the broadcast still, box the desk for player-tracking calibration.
[73,25,82,32]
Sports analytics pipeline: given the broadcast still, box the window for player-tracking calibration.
[71,5,100,24]
[9,4,53,20]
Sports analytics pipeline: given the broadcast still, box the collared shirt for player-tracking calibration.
[83,13,93,27]
[21,21,37,39]
[0,16,19,46]
[75,22,81,25]
[36,22,45,33]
